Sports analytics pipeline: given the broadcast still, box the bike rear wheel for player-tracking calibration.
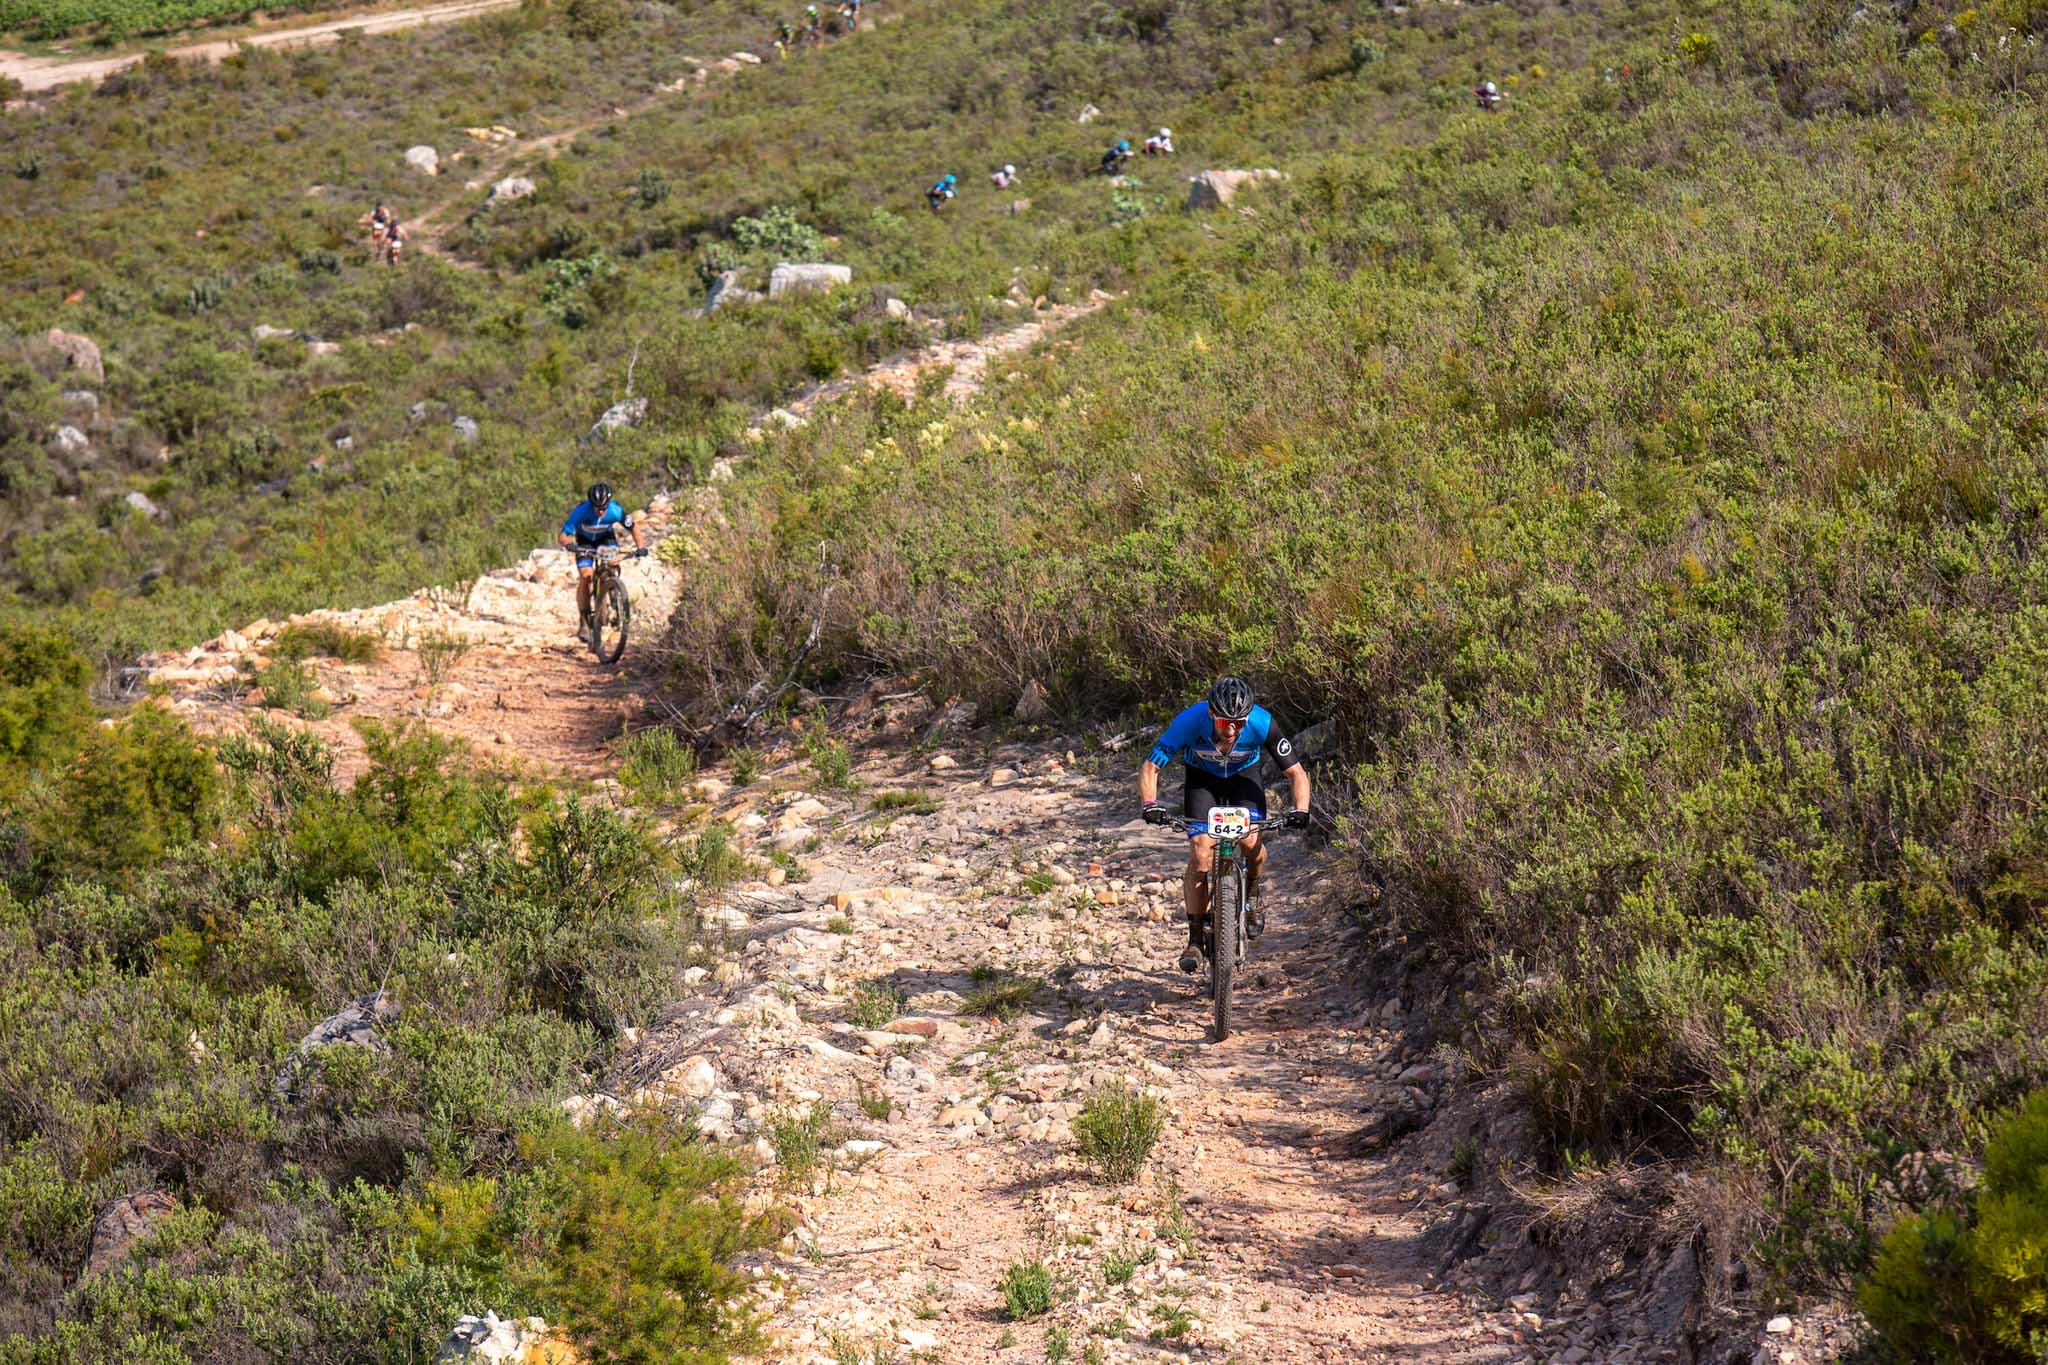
[590,575,630,664]
[1210,863,1239,1042]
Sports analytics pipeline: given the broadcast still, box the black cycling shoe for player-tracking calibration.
[1178,921,1205,975]
[1246,896,1264,941]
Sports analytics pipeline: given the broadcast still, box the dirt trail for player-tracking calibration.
[0,0,516,93]
[638,711,1519,1363]
[138,293,1111,781]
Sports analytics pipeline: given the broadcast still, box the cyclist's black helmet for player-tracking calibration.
[586,481,612,510]
[1207,675,1254,722]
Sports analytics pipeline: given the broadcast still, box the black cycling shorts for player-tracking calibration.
[1182,768,1265,838]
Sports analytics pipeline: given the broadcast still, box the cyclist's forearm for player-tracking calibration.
[1288,763,1311,812]
[1138,761,1162,804]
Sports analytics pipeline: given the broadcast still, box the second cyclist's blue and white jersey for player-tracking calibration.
[1146,703,1299,779]
[563,498,632,546]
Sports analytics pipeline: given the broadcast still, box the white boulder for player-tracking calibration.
[767,262,852,299]
[1187,168,1286,210]
[404,145,440,176]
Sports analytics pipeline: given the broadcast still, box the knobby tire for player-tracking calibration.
[1211,861,1239,1042]
[591,576,630,664]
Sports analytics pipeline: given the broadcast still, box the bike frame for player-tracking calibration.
[1161,806,1294,1040]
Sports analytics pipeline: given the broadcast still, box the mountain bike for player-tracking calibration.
[579,545,644,664]
[1161,807,1294,1042]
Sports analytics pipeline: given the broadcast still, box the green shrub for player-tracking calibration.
[35,702,219,877]
[869,789,939,816]
[1071,1082,1165,1185]
[1859,1088,2048,1362]
[848,981,905,1030]
[563,0,626,39]
[271,622,382,663]
[0,624,89,773]
[526,1119,777,1362]
[249,657,329,718]
[964,969,1039,1021]
[1101,1242,1150,1286]
[767,1103,836,1184]
[999,1258,1055,1320]
[619,728,698,803]
[679,822,752,891]
[730,206,826,262]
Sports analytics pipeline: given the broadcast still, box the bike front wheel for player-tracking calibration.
[590,576,630,664]
[1210,863,1239,1042]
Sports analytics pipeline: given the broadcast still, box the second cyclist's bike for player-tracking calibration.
[578,545,642,664]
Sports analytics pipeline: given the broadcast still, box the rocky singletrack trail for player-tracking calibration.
[643,715,1521,1363]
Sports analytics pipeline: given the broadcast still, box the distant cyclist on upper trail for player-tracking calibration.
[926,173,957,211]
[559,481,648,644]
[1103,139,1133,174]
[1139,676,1312,975]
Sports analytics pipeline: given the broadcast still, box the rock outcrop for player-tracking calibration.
[768,262,853,299]
[272,990,399,1100]
[1186,168,1286,210]
[45,328,103,382]
[581,396,648,445]
[405,145,440,176]
[705,270,762,313]
[81,1190,179,1280]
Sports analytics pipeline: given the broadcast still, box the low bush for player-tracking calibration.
[271,622,382,664]
[248,656,329,718]
[964,967,1039,1022]
[1859,1088,2048,1362]
[999,1259,1055,1321]
[767,1102,836,1184]
[847,981,905,1030]
[1071,1082,1165,1185]
[619,727,698,803]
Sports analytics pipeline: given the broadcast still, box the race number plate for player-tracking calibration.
[1207,806,1253,840]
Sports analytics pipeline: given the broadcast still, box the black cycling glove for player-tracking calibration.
[1142,802,1169,826]
[634,547,651,558]
[1284,809,1311,829]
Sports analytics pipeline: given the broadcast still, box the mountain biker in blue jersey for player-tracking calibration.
[1139,676,1311,974]
[558,481,648,642]
[926,173,957,212]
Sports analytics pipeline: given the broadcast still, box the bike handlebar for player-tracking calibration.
[1154,812,1300,837]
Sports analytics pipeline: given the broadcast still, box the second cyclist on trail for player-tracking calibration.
[1139,676,1311,974]
[559,481,648,644]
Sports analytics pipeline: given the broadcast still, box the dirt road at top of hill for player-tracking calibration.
[0,0,516,94]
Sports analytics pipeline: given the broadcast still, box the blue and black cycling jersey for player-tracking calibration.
[563,498,633,546]
[1146,702,1300,779]
[564,499,634,566]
